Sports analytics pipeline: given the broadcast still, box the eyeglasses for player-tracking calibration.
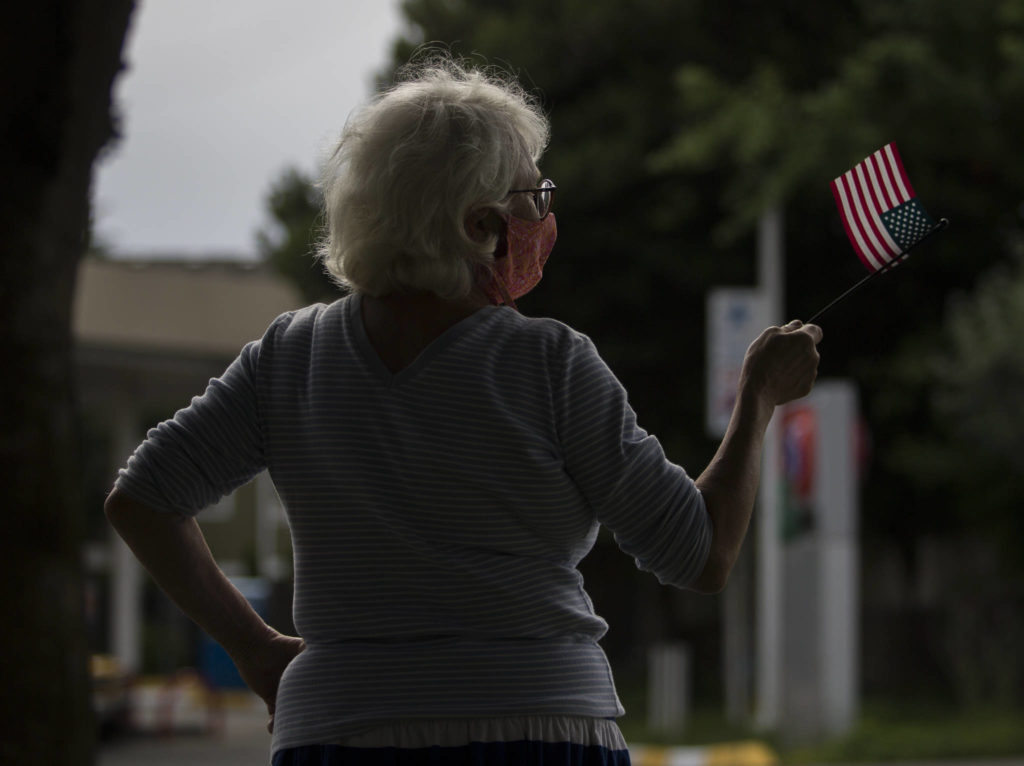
[506,178,556,220]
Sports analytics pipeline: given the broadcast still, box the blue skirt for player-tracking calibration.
[271,716,631,766]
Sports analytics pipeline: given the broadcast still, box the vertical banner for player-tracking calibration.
[780,405,818,542]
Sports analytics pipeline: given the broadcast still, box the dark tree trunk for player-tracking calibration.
[0,0,134,761]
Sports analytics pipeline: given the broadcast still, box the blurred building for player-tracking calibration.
[74,256,304,676]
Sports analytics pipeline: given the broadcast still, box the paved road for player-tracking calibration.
[98,695,272,766]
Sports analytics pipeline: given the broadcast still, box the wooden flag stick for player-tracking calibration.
[807,218,949,325]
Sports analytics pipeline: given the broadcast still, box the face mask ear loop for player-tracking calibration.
[492,271,519,312]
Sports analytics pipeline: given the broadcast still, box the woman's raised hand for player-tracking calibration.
[740,320,823,407]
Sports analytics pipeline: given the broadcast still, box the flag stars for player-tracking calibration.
[882,199,934,249]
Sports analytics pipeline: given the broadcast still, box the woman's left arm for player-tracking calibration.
[105,488,303,722]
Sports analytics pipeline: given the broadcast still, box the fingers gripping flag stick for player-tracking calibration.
[808,142,948,324]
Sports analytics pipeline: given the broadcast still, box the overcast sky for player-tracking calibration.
[93,0,405,260]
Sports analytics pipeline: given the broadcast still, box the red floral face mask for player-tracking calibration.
[482,213,557,310]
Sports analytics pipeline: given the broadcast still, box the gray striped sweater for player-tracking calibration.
[116,293,711,755]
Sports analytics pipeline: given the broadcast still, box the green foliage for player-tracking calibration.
[616,699,1024,762]
[886,256,1024,565]
[256,167,339,304]
[937,259,1024,474]
[782,702,1024,763]
[654,0,1024,252]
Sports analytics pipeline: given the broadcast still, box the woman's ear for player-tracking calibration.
[464,206,501,243]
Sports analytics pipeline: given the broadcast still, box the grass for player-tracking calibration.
[616,694,1024,764]
[782,704,1024,764]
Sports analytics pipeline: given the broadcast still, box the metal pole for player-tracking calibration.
[110,407,143,673]
[754,206,784,730]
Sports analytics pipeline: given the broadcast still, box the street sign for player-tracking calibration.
[706,288,769,438]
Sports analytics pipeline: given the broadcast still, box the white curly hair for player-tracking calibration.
[316,55,550,298]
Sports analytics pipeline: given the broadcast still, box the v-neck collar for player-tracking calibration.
[348,292,501,389]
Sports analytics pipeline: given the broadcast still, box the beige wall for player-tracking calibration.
[74,257,304,355]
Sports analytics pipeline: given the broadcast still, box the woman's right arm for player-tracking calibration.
[691,320,822,594]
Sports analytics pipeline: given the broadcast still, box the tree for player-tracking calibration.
[910,255,1024,556]
[849,250,1024,706]
[0,1,135,761]
[256,167,338,305]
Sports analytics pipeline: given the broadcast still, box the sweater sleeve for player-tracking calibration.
[554,331,711,589]
[114,337,266,516]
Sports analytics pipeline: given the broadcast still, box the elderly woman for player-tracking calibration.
[105,59,821,766]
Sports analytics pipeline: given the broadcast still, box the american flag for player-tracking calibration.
[830,143,935,272]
